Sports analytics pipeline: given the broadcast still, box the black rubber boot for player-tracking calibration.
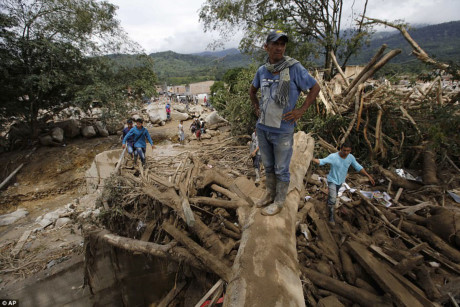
[256,173,276,208]
[328,204,335,225]
[262,180,289,216]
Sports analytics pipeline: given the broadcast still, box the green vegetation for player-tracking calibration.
[149,49,252,85]
[0,0,156,137]
[199,0,372,78]
[211,66,258,135]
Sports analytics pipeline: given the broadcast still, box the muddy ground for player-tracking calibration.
[0,107,213,292]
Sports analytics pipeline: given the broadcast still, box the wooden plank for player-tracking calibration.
[113,147,126,175]
[10,230,31,258]
[194,279,224,307]
[158,281,186,307]
[139,220,157,242]
[0,163,24,190]
[181,196,196,227]
[347,241,426,307]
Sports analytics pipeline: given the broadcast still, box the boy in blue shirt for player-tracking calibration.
[313,141,375,224]
[122,118,154,167]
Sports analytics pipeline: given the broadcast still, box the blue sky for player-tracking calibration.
[108,0,460,54]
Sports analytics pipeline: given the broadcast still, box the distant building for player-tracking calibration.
[188,81,215,95]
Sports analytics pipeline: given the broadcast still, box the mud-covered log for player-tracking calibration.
[414,266,442,300]
[87,229,206,271]
[376,165,423,190]
[162,221,232,282]
[384,210,460,263]
[340,247,356,285]
[142,185,230,258]
[224,132,314,307]
[301,267,391,307]
[422,147,439,185]
[189,197,241,209]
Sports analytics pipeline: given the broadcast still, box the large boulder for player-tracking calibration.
[132,114,142,121]
[91,108,103,118]
[95,121,109,137]
[173,104,187,113]
[55,119,81,138]
[189,105,204,114]
[81,126,97,138]
[0,208,29,226]
[106,121,124,135]
[51,127,65,143]
[147,108,167,124]
[39,135,60,146]
[56,107,87,120]
[171,110,189,121]
[205,111,227,126]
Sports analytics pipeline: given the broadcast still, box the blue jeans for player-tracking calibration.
[256,128,293,182]
[134,147,146,163]
[127,144,134,156]
[327,182,342,206]
[252,155,261,170]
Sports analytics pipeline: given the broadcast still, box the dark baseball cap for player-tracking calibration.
[266,30,288,43]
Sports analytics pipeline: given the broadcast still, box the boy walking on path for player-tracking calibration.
[122,118,154,167]
[250,30,320,216]
[122,119,134,158]
[312,141,375,225]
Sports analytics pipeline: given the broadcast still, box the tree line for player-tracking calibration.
[0,0,157,138]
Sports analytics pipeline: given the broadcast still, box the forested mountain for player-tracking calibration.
[149,49,252,85]
[110,21,460,85]
[348,21,460,70]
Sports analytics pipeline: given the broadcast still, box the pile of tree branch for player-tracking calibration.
[299,165,460,306]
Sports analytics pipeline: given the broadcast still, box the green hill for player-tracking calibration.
[149,49,252,85]
[349,21,460,70]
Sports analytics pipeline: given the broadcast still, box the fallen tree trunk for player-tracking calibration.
[224,132,314,307]
[87,229,207,271]
[301,267,391,307]
[422,146,439,185]
[343,49,402,105]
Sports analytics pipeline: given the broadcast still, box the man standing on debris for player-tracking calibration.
[122,118,154,168]
[122,119,134,158]
[250,30,320,216]
[312,141,375,224]
[249,128,261,183]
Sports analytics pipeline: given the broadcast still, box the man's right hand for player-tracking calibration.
[122,144,126,149]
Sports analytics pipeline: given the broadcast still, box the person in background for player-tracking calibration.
[166,102,171,120]
[178,120,185,145]
[199,118,205,135]
[194,118,202,141]
[122,119,134,158]
[122,118,154,168]
[312,141,375,225]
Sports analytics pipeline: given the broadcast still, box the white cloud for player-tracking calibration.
[108,0,460,54]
